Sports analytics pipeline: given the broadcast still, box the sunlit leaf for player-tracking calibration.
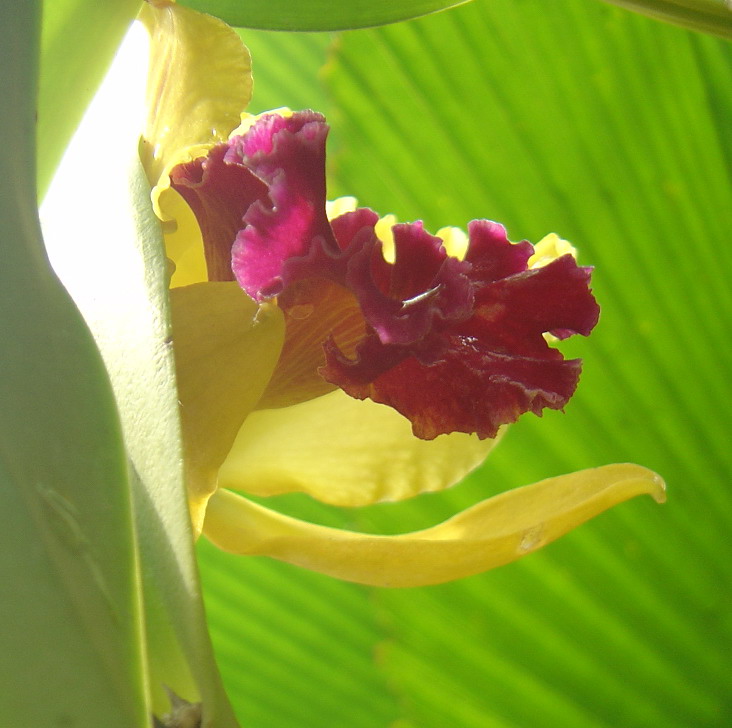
[323,1,732,724]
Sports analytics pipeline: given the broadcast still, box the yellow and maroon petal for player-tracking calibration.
[170,143,267,282]
[325,338,582,441]
[334,211,474,347]
[256,278,365,409]
[229,111,339,299]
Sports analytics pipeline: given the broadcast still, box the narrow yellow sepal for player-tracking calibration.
[203,464,665,587]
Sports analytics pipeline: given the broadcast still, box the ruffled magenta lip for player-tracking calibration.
[321,218,599,439]
[170,109,600,440]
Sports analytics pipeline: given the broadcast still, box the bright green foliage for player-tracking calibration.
[197,1,732,726]
[177,0,471,30]
[0,2,147,726]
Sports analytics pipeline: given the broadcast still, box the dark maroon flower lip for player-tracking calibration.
[169,109,600,440]
[320,217,599,439]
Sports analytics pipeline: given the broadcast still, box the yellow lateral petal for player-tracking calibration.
[219,389,500,506]
[139,0,252,212]
[204,464,666,587]
[170,282,285,533]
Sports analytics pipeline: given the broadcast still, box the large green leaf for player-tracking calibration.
[178,0,471,30]
[195,1,732,726]
[40,23,239,727]
[0,1,147,725]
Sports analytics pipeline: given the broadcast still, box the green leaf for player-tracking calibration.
[40,24,239,726]
[195,1,732,726]
[0,1,147,725]
[177,0,471,30]
[236,28,332,111]
[38,0,141,199]
[601,0,732,39]
[198,538,401,727]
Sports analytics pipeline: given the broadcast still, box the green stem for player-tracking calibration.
[0,1,148,725]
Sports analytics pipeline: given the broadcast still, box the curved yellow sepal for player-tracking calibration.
[169,282,285,534]
[203,464,666,587]
[219,389,501,506]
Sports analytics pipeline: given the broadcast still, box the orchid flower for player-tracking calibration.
[138,0,664,588]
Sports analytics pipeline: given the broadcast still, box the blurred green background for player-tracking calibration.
[194,0,732,725]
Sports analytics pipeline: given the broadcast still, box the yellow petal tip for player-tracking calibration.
[649,471,667,504]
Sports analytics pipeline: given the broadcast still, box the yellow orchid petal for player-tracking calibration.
[528,232,578,268]
[325,196,359,219]
[203,464,666,587]
[218,389,501,507]
[139,0,252,218]
[161,187,208,287]
[169,282,285,534]
[435,225,469,260]
[374,213,398,262]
